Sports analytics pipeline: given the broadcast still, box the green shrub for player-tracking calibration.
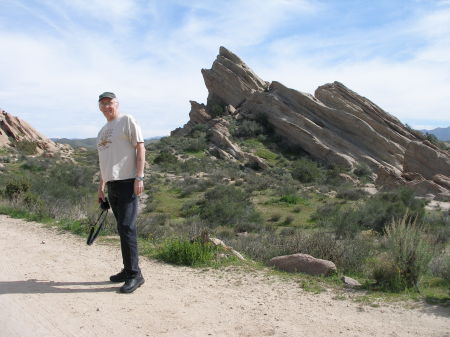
[15,140,37,155]
[153,151,178,165]
[371,254,405,292]
[360,188,425,233]
[279,194,302,204]
[233,120,264,138]
[428,251,450,282]
[291,158,324,183]
[209,103,224,118]
[195,185,262,230]
[336,186,368,201]
[353,163,372,178]
[383,214,431,290]
[155,238,218,266]
[5,177,31,200]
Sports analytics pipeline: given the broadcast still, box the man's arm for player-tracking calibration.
[134,142,145,196]
[98,174,106,202]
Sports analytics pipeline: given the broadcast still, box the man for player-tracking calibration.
[96,92,145,294]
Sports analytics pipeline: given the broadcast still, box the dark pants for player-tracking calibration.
[107,179,141,278]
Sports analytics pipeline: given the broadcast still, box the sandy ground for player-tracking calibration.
[0,215,449,337]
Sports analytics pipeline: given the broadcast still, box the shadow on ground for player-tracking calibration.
[0,279,119,294]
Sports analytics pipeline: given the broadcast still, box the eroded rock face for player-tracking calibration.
[268,253,337,276]
[172,46,450,198]
[404,141,450,180]
[201,46,268,107]
[0,108,72,158]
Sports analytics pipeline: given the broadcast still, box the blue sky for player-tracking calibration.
[0,0,449,138]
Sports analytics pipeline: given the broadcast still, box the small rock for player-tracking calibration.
[41,240,46,244]
[341,276,362,288]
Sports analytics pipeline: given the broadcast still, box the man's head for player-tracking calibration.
[98,92,119,121]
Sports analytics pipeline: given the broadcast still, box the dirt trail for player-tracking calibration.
[0,215,448,337]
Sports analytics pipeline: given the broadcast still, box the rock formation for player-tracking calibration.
[173,47,450,200]
[0,108,72,158]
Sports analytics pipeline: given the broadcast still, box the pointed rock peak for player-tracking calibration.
[219,46,244,65]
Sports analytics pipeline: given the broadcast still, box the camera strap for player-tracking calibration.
[86,208,108,245]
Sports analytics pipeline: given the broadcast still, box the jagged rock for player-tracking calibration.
[0,108,72,158]
[268,253,337,276]
[171,101,212,136]
[201,46,268,107]
[404,141,450,181]
[208,119,268,169]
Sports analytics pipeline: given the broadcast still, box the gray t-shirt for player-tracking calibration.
[97,114,144,183]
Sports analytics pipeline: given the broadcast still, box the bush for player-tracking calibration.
[336,186,368,201]
[15,140,37,155]
[233,120,264,138]
[353,163,372,178]
[360,188,425,233]
[195,185,262,230]
[371,254,405,292]
[209,103,224,118]
[153,151,178,165]
[382,214,431,290]
[155,238,218,266]
[5,177,31,200]
[291,158,323,183]
[428,251,450,282]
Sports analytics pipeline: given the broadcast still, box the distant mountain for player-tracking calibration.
[52,137,162,148]
[420,126,450,141]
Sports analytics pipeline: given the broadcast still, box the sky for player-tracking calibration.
[0,0,449,138]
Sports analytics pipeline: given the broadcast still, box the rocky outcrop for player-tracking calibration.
[0,108,72,158]
[173,46,450,199]
[201,46,268,107]
[171,101,212,137]
[208,119,269,169]
[268,253,337,276]
[403,141,450,180]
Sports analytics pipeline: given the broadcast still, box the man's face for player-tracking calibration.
[99,98,119,121]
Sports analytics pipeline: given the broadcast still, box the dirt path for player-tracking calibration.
[0,215,448,337]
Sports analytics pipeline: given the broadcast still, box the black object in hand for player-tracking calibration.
[100,198,110,211]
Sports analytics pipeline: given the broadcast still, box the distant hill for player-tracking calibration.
[420,126,450,141]
[52,137,162,148]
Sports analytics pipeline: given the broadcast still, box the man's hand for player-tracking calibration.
[134,179,144,196]
[98,187,105,202]
[98,177,105,202]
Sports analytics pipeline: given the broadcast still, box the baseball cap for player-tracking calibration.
[98,92,116,101]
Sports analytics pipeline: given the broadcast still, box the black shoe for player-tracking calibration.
[120,275,145,294]
[110,269,127,283]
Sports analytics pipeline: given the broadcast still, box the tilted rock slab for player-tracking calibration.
[268,253,337,276]
[174,46,450,198]
[1,108,72,158]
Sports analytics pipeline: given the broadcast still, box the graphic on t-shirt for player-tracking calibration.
[97,128,113,151]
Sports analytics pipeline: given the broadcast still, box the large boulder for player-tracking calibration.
[268,253,337,276]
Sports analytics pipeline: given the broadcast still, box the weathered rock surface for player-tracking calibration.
[403,141,450,180]
[201,46,268,107]
[173,46,450,198]
[0,108,72,158]
[268,253,337,276]
[171,101,212,137]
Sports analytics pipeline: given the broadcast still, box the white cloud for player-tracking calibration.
[0,0,449,139]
